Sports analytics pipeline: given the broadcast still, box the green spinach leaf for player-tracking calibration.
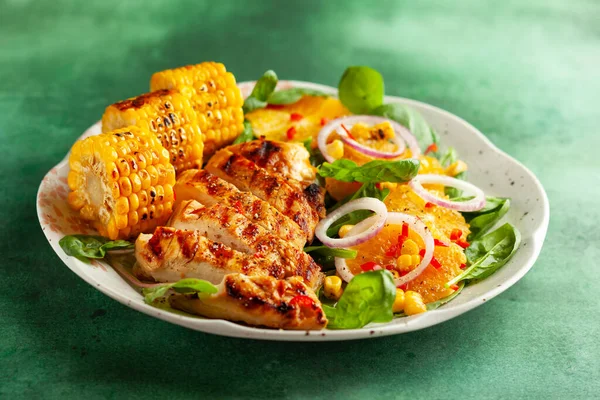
[59,235,134,263]
[326,270,396,329]
[447,223,521,286]
[304,246,357,259]
[233,120,255,144]
[243,70,278,114]
[464,197,511,241]
[268,88,329,105]
[338,66,384,114]
[143,278,218,304]
[318,158,420,183]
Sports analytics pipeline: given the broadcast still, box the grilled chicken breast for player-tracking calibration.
[226,138,316,186]
[169,200,323,289]
[205,149,323,239]
[173,169,307,248]
[169,274,327,330]
[134,227,286,284]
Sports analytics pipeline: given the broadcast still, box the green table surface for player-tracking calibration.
[1,0,599,398]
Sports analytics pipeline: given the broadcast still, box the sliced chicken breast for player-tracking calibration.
[169,200,323,290]
[134,227,286,284]
[205,149,322,239]
[174,169,307,248]
[169,274,327,330]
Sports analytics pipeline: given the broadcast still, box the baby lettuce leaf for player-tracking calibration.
[303,246,357,259]
[267,88,328,105]
[325,270,396,329]
[447,223,521,286]
[318,158,420,183]
[338,66,384,114]
[59,235,134,263]
[143,278,218,304]
[463,197,511,241]
[439,146,458,167]
[371,103,439,152]
[326,182,390,237]
[233,120,255,144]
[242,70,278,114]
[437,146,466,198]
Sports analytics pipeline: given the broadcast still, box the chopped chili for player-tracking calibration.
[450,284,460,291]
[459,263,466,269]
[290,113,303,121]
[401,223,409,238]
[425,202,434,208]
[431,257,442,270]
[398,283,408,291]
[286,126,296,140]
[434,239,449,247]
[320,117,328,126]
[385,244,401,257]
[384,264,395,270]
[450,229,463,241]
[340,124,356,140]
[456,239,470,249]
[424,143,438,154]
[360,261,380,271]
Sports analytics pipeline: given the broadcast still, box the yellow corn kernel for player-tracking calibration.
[381,182,398,191]
[392,289,405,313]
[326,139,344,160]
[338,224,355,238]
[404,291,427,315]
[401,239,419,255]
[411,255,421,266]
[445,160,468,177]
[397,254,413,269]
[323,276,343,300]
[389,269,400,279]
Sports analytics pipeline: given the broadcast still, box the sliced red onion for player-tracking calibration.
[317,115,421,162]
[315,198,388,248]
[409,174,486,212]
[335,212,434,287]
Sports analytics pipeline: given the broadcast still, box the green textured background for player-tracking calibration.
[1,0,599,398]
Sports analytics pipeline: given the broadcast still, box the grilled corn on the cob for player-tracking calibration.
[102,90,203,173]
[67,126,176,240]
[150,62,244,156]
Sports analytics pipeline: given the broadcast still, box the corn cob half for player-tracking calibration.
[150,62,244,157]
[67,126,176,240]
[102,90,203,173]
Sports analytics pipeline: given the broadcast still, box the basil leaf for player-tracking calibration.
[318,159,420,183]
[59,235,134,263]
[243,70,278,114]
[338,66,384,114]
[143,278,218,304]
[371,103,438,152]
[326,182,390,237]
[268,88,328,105]
[233,120,255,144]
[326,270,396,329]
[464,198,511,241]
[304,246,357,259]
[447,223,521,286]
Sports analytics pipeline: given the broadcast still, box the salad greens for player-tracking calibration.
[338,66,385,114]
[232,120,255,144]
[448,223,521,286]
[143,278,218,304]
[438,146,465,198]
[463,197,511,241]
[325,270,396,329]
[267,88,328,105]
[318,158,420,183]
[242,70,278,114]
[59,235,133,263]
[303,246,357,271]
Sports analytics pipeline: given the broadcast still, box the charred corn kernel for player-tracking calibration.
[389,269,400,279]
[404,291,427,315]
[401,239,419,255]
[324,276,343,300]
[445,160,468,177]
[150,62,244,157]
[326,139,344,160]
[102,90,203,173]
[397,254,413,269]
[411,255,421,266]
[392,289,405,313]
[351,121,395,140]
[338,224,355,238]
[66,126,176,240]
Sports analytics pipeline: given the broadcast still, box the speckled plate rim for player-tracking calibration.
[37,80,549,341]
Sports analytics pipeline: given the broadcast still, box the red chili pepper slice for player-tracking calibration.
[434,239,449,247]
[289,295,314,308]
[384,264,395,270]
[385,244,400,257]
[290,113,303,121]
[450,284,459,291]
[320,117,328,126]
[286,126,296,140]
[459,263,466,269]
[398,283,408,291]
[424,143,438,154]
[360,261,379,271]
[401,223,409,238]
[425,202,434,209]
[431,257,442,270]
[340,124,356,140]
[456,239,470,249]
[450,229,463,241]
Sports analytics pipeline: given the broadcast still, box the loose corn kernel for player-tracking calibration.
[323,276,343,300]
[397,254,413,269]
[404,291,427,315]
[392,289,405,313]
[326,139,344,160]
[381,182,398,191]
[411,254,421,266]
[445,160,468,177]
[338,224,355,238]
[401,239,419,255]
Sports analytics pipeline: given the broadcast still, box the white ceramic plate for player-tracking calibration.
[37,80,549,341]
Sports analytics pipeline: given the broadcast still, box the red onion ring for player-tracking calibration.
[315,198,388,248]
[409,174,486,212]
[335,212,434,287]
[317,115,421,162]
